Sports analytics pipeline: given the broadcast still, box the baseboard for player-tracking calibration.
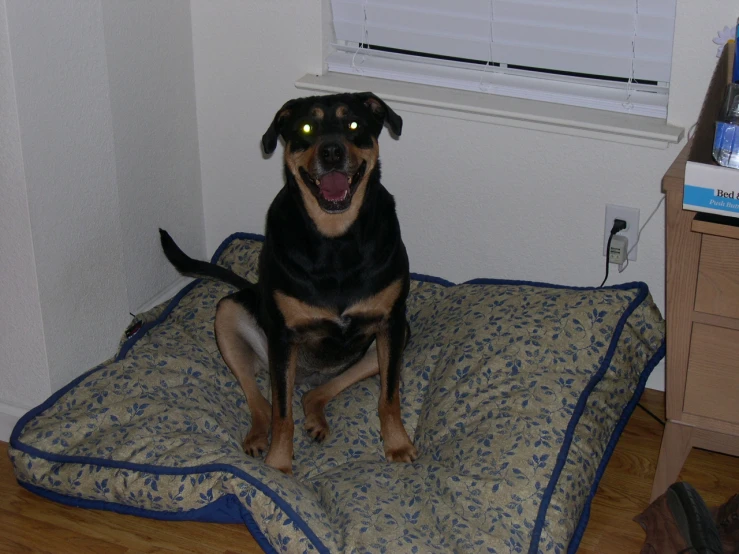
[132,276,194,315]
[0,402,28,443]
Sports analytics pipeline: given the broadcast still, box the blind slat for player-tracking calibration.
[334,13,673,60]
[340,0,675,18]
[329,0,676,117]
[334,21,673,81]
[326,50,668,117]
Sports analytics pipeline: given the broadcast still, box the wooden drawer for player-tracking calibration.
[684,323,739,424]
[695,235,739,319]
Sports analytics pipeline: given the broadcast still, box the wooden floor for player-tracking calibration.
[1,389,738,553]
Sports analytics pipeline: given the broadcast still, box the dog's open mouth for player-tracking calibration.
[300,161,366,213]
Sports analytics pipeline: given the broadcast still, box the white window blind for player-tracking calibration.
[328,0,677,118]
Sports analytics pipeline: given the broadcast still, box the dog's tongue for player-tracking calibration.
[319,172,349,201]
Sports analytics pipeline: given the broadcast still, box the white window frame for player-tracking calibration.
[295,0,684,148]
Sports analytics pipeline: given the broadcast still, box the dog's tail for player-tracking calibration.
[159,229,251,290]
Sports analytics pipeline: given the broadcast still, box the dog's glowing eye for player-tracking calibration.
[349,121,359,130]
[302,123,312,134]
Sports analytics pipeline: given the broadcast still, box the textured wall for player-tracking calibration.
[0,0,50,409]
[102,1,205,312]
[1,0,204,417]
[192,0,738,391]
[6,0,130,393]
[191,0,324,252]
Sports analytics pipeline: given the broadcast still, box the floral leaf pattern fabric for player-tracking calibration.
[9,235,665,554]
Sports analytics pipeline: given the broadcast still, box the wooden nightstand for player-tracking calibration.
[652,141,739,501]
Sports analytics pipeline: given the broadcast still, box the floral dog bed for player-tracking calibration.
[9,234,665,553]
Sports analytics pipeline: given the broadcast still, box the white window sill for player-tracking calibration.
[295,72,685,149]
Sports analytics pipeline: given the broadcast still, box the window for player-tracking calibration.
[327,0,677,119]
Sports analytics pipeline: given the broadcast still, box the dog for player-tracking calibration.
[159,92,417,474]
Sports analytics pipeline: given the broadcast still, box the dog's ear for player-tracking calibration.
[360,92,402,137]
[262,101,295,154]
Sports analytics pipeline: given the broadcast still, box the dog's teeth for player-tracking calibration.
[316,179,320,185]
[348,176,352,185]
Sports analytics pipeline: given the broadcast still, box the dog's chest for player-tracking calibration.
[274,285,403,386]
[273,278,402,340]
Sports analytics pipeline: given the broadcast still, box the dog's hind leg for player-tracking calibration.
[215,291,271,457]
[302,343,379,443]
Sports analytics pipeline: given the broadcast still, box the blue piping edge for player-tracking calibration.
[8,231,658,554]
[10,230,330,554]
[13,452,330,554]
[17,482,278,554]
[566,338,666,553]
[527,282,654,553]
[18,481,277,554]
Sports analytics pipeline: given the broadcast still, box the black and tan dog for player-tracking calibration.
[159,92,417,474]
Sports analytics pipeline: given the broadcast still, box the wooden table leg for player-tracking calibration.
[651,420,694,501]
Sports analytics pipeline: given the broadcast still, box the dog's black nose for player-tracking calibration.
[320,142,345,165]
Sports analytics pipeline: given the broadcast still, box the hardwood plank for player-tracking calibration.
[0,443,263,554]
[581,389,739,553]
[1,389,737,553]
[0,511,127,554]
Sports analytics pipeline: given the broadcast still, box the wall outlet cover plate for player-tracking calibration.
[603,204,640,261]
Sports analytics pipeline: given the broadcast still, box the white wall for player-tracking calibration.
[192,1,324,255]
[102,1,205,310]
[5,0,130,395]
[0,0,204,436]
[192,0,739,392]
[1,0,732,436]
[0,0,50,418]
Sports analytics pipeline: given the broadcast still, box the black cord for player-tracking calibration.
[600,232,615,288]
[635,401,717,454]
[637,402,666,426]
[599,219,628,288]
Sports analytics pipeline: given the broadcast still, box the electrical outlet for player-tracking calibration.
[603,204,640,261]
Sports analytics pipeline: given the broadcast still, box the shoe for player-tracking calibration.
[667,482,723,554]
[635,482,723,554]
[712,493,739,554]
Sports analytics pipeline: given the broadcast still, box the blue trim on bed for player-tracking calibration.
[409,272,456,287]
[9,232,661,554]
[12,445,330,553]
[210,231,266,264]
[10,231,331,554]
[116,279,201,361]
[527,282,656,554]
[18,482,279,553]
[464,277,647,291]
[566,338,666,554]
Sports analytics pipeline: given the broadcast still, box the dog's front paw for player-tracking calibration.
[305,417,329,443]
[243,430,269,458]
[302,391,330,443]
[384,443,418,463]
